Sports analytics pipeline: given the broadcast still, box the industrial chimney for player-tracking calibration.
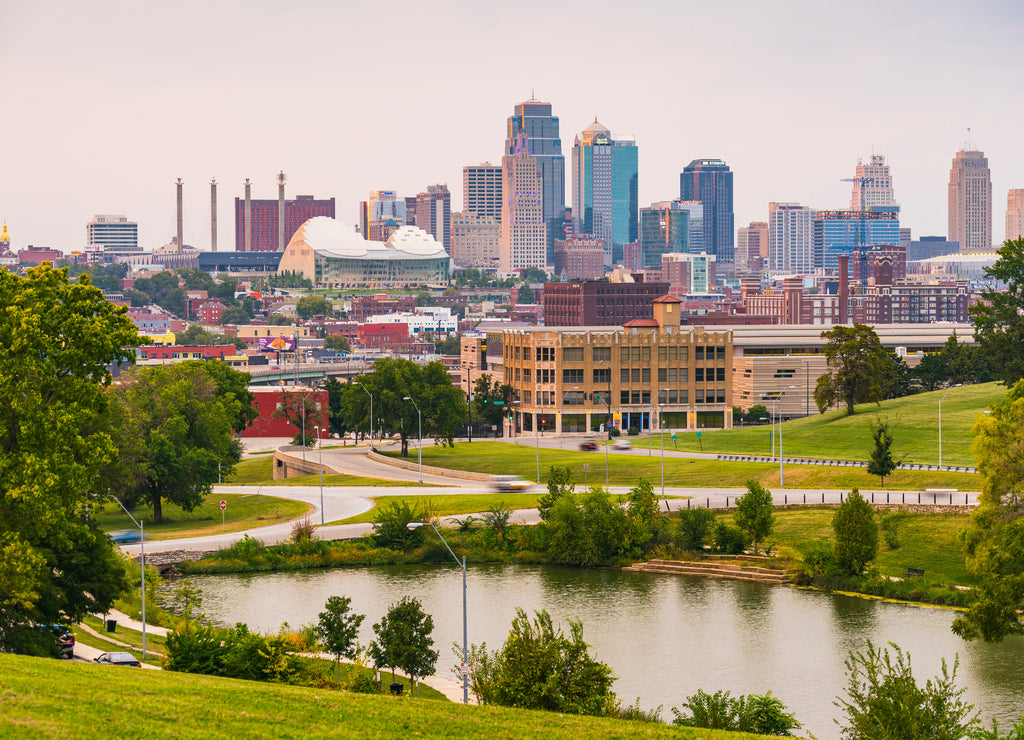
[210,179,218,252]
[277,171,286,251]
[244,178,252,252]
[176,178,183,253]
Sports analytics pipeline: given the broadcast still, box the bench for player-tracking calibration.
[905,567,925,577]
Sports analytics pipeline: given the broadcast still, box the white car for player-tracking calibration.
[612,439,633,450]
[490,475,532,492]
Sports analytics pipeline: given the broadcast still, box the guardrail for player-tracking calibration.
[715,454,977,474]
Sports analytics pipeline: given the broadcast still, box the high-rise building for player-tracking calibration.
[463,164,502,221]
[680,159,734,263]
[1006,189,1024,242]
[359,191,406,240]
[674,201,704,253]
[814,209,901,272]
[499,129,547,273]
[736,222,769,271]
[451,211,500,268]
[86,214,139,254]
[768,203,814,273]
[570,119,638,266]
[553,237,605,280]
[505,98,565,259]
[415,185,452,253]
[849,154,898,210]
[234,194,335,251]
[662,252,716,294]
[907,236,959,262]
[640,202,689,269]
[948,150,992,252]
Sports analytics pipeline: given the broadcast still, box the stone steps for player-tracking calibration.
[625,558,789,584]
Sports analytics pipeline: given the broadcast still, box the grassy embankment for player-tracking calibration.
[325,493,547,525]
[226,456,417,487]
[0,653,793,740]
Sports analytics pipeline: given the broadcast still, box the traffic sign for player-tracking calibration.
[695,431,702,438]
[220,500,227,511]
[460,662,468,677]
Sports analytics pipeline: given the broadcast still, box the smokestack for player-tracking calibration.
[176,178,183,253]
[838,254,849,324]
[277,170,286,251]
[210,179,218,252]
[244,178,252,252]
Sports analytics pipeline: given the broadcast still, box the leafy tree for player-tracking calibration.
[368,596,438,695]
[176,324,246,350]
[434,333,461,355]
[296,295,331,320]
[0,265,138,654]
[414,290,434,307]
[676,508,716,551]
[520,266,547,282]
[465,608,616,716]
[133,270,187,316]
[880,354,915,400]
[220,304,250,325]
[734,480,775,555]
[814,324,891,415]
[913,353,949,392]
[472,374,513,432]
[970,237,1024,385]
[316,595,365,680]
[545,487,632,566]
[323,377,347,438]
[271,387,325,446]
[832,489,879,575]
[835,642,976,740]
[867,419,898,485]
[537,466,575,521]
[323,334,350,353]
[954,380,1024,642]
[746,404,771,424]
[516,283,535,304]
[268,314,293,326]
[108,361,245,522]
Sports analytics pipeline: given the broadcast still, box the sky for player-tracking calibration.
[3,0,1024,254]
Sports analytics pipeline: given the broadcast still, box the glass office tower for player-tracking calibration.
[680,159,734,263]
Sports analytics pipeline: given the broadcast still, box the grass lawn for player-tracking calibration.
[636,382,1004,468]
[0,653,790,740]
[715,507,975,586]
[227,456,415,487]
[326,493,546,525]
[94,493,311,541]
[390,442,980,491]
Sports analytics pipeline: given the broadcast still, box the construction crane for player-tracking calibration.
[839,176,876,249]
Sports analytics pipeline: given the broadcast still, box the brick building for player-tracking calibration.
[542,277,669,327]
[235,195,335,252]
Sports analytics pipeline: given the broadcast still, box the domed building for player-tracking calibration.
[276,217,450,288]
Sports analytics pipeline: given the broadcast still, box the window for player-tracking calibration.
[593,368,610,384]
[716,368,725,382]
[523,368,531,382]
[538,369,554,384]
[641,391,650,404]
[717,389,726,403]
[668,368,677,383]
[695,368,704,382]
[658,368,667,382]
[695,346,704,361]
[620,368,630,383]
[523,390,531,404]
[631,347,641,362]
[631,391,641,404]
[514,346,520,360]
[631,368,641,383]
[535,347,554,362]
[563,368,583,384]
[679,389,688,404]
[641,347,651,361]
[620,390,630,404]
[564,391,586,406]
[668,346,678,361]
[658,346,667,361]
[563,347,583,362]
[679,347,688,361]
[593,347,611,362]
[717,346,726,361]
[695,389,704,403]
[642,368,651,383]
[620,347,630,362]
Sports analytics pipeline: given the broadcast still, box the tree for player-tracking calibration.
[537,466,575,521]
[220,305,250,325]
[316,595,365,680]
[913,353,949,392]
[368,596,438,695]
[0,265,139,655]
[296,295,331,320]
[832,489,879,575]
[176,324,245,350]
[835,642,977,740]
[814,324,891,415]
[516,283,535,304]
[970,237,1024,385]
[271,387,325,446]
[746,404,771,424]
[676,508,716,551]
[465,608,616,716]
[323,334,350,353]
[734,480,775,555]
[472,374,513,432]
[545,487,631,566]
[434,333,460,355]
[108,361,246,522]
[520,266,548,282]
[867,419,898,486]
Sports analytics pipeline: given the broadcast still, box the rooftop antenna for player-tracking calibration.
[966,127,973,150]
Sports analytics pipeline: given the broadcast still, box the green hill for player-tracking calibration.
[1,653,792,740]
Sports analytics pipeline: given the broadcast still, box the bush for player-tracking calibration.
[712,522,746,554]
[676,508,716,552]
[627,426,639,436]
[372,500,427,550]
[881,512,904,550]
[672,689,800,736]
[290,516,317,545]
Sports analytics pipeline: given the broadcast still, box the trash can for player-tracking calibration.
[106,619,117,633]
[389,683,404,696]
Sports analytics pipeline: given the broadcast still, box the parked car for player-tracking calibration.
[37,625,75,659]
[612,439,632,450]
[579,441,598,451]
[108,529,141,544]
[94,651,141,667]
[490,475,531,492]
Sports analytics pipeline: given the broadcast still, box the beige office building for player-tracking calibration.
[499,129,548,273]
[1006,189,1024,242]
[451,211,500,268]
[948,150,992,252]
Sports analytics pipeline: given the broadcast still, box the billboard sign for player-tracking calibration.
[258,336,296,352]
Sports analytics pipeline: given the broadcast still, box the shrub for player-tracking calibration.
[290,516,317,545]
[833,489,880,574]
[372,500,427,550]
[627,425,639,436]
[712,522,746,554]
[676,508,716,552]
[673,689,800,736]
[881,512,904,550]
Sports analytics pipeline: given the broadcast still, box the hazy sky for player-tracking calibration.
[4,0,1023,253]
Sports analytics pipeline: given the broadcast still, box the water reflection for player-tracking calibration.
[187,565,1024,738]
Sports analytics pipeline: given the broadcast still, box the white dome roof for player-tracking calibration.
[286,217,448,261]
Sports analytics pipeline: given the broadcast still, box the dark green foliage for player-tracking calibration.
[466,608,616,716]
[296,295,331,320]
[953,517,1024,642]
[881,512,904,550]
[672,689,800,736]
[371,500,427,550]
[323,334,350,353]
[835,642,977,740]
[676,508,716,551]
[970,237,1024,386]
[734,480,775,555]
[165,621,299,683]
[814,323,892,415]
[832,489,879,574]
[472,375,514,432]
[537,466,575,521]
[176,324,246,350]
[712,522,746,554]
[867,418,898,485]
[516,284,535,304]
[746,404,771,423]
[368,596,438,694]
[970,715,1024,740]
[545,487,632,566]
[316,596,365,679]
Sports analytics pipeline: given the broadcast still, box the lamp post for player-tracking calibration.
[938,383,962,468]
[111,497,147,659]
[658,388,670,503]
[762,385,795,486]
[403,396,422,484]
[407,522,468,704]
[314,424,324,525]
[354,381,372,452]
[535,400,541,485]
[803,359,811,417]
[595,361,612,485]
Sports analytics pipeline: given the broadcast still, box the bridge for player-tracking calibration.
[246,361,371,385]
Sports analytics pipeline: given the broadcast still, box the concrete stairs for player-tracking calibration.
[624,558,790,585]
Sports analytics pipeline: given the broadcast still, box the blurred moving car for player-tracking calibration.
[490,475,531,492]
[108,530,141,544]
[94,651,141,667]
[38,625,75,659]
[579,441,598,451]
[613,439,632,450]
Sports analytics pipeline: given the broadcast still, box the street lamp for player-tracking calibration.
[354,381,372,452]
[658,387,670,504]
[111,496,147,659]
[938,384,962,468]
[314,424,325,525]
[407,522,468,704]
[762,385,795,486]
[403,396,422,484]
[595,361,612,485]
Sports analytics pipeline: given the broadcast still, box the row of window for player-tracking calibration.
[514,366,725,384]
[525,389,725,406]
[512,345,727,362]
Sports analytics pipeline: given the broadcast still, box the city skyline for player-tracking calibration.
[3,0,1024,254]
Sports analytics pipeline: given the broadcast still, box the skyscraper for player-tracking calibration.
[415,184,452,253]
[768,203,814,273]
[814,209,901,272]
[571,119,638,266]
[680,159,734,263]
[948,149,992,253]
[736,221,769,271]
[1006,189,1024,242]
[499,129,547,273]
[505,98,565,259]
[640,202,689,269]
[849,154,898,211]
[463,163,502,221]
[86,214,139,254]
[359,190,406,240]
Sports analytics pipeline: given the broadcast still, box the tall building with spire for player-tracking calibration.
[1006,189,1024,242]
[680,159,734,263]
[571,119,638,267]
[505,97,565,260]
[849,155,898,210]
[499,129,547,273]
[948,149,992,253]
